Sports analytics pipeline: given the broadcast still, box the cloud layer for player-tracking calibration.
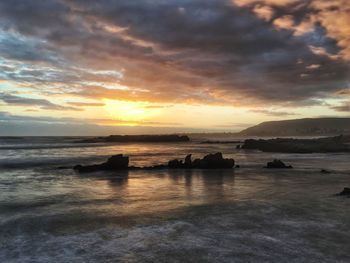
[0,0,349,114]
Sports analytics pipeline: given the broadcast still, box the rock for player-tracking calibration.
[74,154,129,173]
[236,145,241,149]
[235,165,240,168]
[321,169,331,174]
[74,152,235,172]
[105,154,129,169]
[74,164,102,173]
[168,159,183,168]
[200,140,242,144]
[166,152,235,169]
[265,159,292,169]
[136,164,168,170]
[56,166,70,170]
[336,187,350,196]
[73,164,83,170]
[192,152,235,169]
[184,154,192,167]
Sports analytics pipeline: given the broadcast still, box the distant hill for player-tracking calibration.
[238,118,350,137]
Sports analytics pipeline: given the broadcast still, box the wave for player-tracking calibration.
[0,156,108,169]
[0,143,110,150]
[1,206,348,263]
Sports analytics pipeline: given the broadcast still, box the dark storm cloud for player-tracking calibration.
[0,94,81,111]
[0,0,349,106]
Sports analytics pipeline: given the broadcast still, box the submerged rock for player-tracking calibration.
[336,188,350,197]
[74,154,129,173]
[265,159,292,169]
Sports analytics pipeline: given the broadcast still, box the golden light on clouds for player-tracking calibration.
[253,5,274,21]
[310,0,350,61]
[103,99,161,125]
[0,0,349,135]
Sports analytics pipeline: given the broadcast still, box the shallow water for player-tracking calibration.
[0,136,350,262]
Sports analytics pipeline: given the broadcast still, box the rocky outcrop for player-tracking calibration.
[184,154,192,167]
[264,159,292,169]
[241,135,350,153]
[200,140,242,144]
[74,152,235,173]
[76,135,190,143]
[74,154,129,173]
[168,152,235,169]
[336,188,350,197]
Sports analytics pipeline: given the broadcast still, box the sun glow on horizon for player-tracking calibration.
[103,99,162,125]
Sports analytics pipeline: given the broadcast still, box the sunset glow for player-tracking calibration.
[1,2,350,261]
[0,0,349,135]
[103,100,162,125]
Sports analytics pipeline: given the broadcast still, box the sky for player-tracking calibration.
[0,0,349,135]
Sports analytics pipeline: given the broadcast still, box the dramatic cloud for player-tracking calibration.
[0,0,349,133]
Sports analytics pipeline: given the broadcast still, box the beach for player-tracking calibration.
[1,136,350,262]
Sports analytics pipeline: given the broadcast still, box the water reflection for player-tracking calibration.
[76,169,238,219]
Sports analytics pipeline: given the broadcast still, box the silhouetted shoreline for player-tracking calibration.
[75,134,190,143]
[240,135,350,153]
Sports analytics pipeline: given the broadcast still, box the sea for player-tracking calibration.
[0,136,350,263]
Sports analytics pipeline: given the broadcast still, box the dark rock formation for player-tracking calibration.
[74,154,129,173]
[184,154,192,168]
[195,152,235,169]
[200,140,242,144]
[320,169,331,174]
[74,152,235,173]
[76,135,190,143]
[265,159,292,169]
[168,152,235,169]
[241,135,350,153]
[168,159,183,168]
[336,188,350,197]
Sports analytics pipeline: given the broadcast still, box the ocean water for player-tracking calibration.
[0,136,350,263]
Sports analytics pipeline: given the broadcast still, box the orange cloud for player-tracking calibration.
[253,5,274,21]
[310,0,350,60]
[273,15,295,30]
